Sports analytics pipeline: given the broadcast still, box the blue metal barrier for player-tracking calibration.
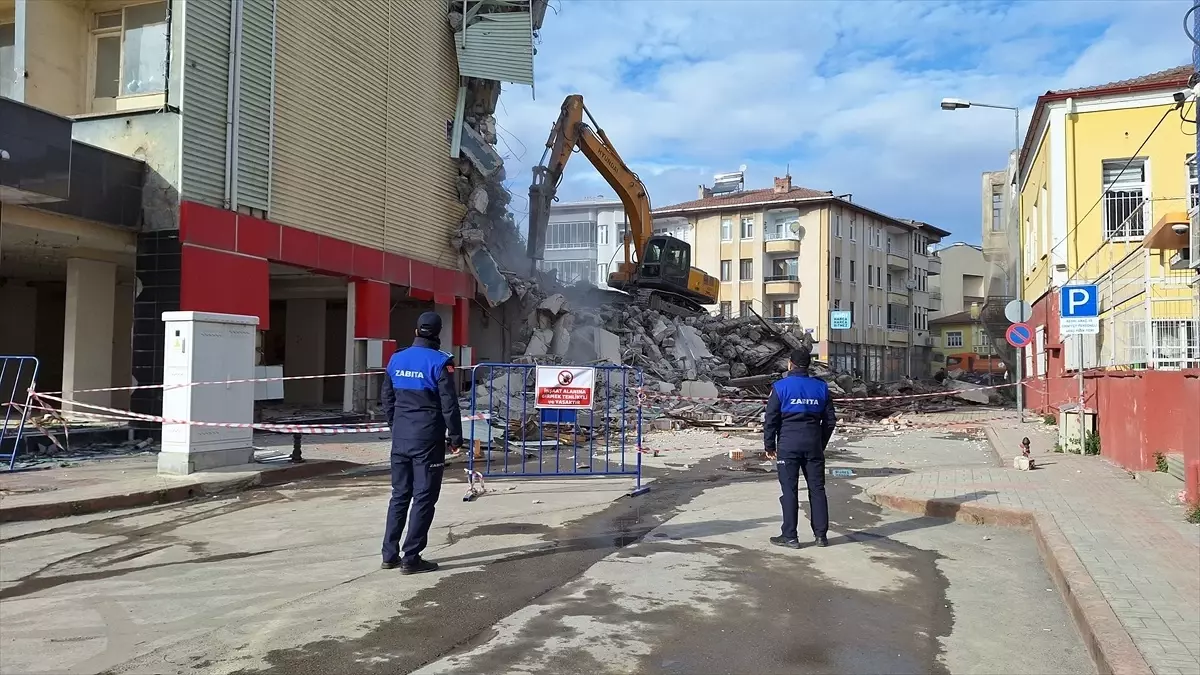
[465,363,649,500]
[1,356,40,470]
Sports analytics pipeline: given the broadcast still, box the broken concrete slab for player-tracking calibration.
[947,379,990,404]
[459,121,503,177]
[680,380,719,400]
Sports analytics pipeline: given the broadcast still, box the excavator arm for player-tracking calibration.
[527,94,651,275]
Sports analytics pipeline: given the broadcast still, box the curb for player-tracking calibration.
[867,476,1153,674]
[0,460,359,523]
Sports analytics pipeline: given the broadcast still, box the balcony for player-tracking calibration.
[927,254,942,275]
[928,290,942,312]
[887,324,910,344]
[764,275,801,295]
[768,316,800,327]
[887,288,910,306]
[887,252,910,270]
[763,230,801,253]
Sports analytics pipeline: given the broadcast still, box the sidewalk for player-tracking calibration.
[868,417,1200,675]
[0,454,358,522]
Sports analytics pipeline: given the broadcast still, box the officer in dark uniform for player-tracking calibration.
[379,311,463,573]
[764,349,837,549]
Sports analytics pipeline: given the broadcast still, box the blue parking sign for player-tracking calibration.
[1060,284,1099,317]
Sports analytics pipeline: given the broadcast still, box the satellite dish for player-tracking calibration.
[789,221,800,234]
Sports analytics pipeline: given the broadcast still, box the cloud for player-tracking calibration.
[495,0,1190,244]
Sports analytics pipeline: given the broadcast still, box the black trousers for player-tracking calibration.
[777,450,828,540]
[382,439,446,563]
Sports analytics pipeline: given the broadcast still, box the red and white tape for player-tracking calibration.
[636,381,1017,405]
[27,393,489,434]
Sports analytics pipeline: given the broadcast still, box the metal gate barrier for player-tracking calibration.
[1,356,40,470]
[464,363,649,500]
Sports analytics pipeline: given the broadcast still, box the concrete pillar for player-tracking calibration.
[110,283,135,412]
[62,258,116,411]
[436,303,453,351]
[344,282,367,413]
[0,283,38,404]
[284,298,326,405]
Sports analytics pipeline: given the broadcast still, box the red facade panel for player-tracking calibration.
[180,245,270,330]
[354,280,391,339]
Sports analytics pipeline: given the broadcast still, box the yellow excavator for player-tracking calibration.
[526,94,719,316]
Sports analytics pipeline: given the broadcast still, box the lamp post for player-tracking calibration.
[940,98,1025,421]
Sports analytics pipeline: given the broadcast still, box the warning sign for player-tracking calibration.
[535,366,595,409]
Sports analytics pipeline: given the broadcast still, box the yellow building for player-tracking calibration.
[928,310,999,376]
[1018,65,1199,371]
[653,175,950,381]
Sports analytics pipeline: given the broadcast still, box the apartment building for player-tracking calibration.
[652,175,948,381]
[1,0,545,457]
[929,242,986,320]
[540,198,690,287]
[1014,65,1199,392]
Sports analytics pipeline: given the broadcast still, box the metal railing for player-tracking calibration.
[886,323,910,332]
[1093,248,1200,370]
[1102,191,1149,240]
[764,274,799,282]
[763,228,800,241]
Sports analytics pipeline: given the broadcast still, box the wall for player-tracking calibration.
[796,206,823,339]
[271,0,462,266]
[1021,131,1053,304]
[21,0,86,116]
[930,244,985,319]
[72,112,182,230]
[1066,102,1191,283]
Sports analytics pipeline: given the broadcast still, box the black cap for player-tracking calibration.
[789,349,811,369]
[416,311,443,338]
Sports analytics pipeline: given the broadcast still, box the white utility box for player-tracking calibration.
[158,311,259,475]
[254,365,284,401]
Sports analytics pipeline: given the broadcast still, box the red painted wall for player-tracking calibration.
[1021,291,1199,503]
[180,244,271,330]
[354,280,390,339]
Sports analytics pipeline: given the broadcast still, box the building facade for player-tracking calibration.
[540,198,691,288]
[929,310,999,377]
[1016,65,1199,392]
[1,1,544,437]
[929,242,986,320]
[653,175,948,381]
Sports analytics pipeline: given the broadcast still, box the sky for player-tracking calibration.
[492,0,1192,246]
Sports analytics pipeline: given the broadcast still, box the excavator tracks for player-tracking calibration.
[635,288,706,318]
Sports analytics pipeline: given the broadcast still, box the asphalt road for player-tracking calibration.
[0,429,1093,675]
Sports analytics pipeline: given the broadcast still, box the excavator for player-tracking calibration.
[526,94,719,317]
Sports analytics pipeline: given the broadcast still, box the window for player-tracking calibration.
[598,223,608,245]
[912,234,927,255]
[719,301,731,318]
[1102,159,1147,239]
[545,221,596,249]
[991,188,1003,232]
[868,304,875,327]
[542,260,594,284]
[945,331,964,348]
[720,259,732,282]
[1188,154,1198,210]
[848,217,856,241]
[1039,184,1049,255]
[849,259,857,284]
[849,301,855,322]
[1024,216,1034,269]
[740,216,754,239]
[834,212,843,238]
[90,2,169,109]
[873,227,882,249]
[771,301,795,319]
[868,265,875,287]
[876,266,883,288]
[0,23,14,100]
[739,258,753,280]
[770,257,798,279]
[597,263,608,284]
[740,300,752,317]
[833,299,841,309]
[834,256,842,280]
[720,218,733,241]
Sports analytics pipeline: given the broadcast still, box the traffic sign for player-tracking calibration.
[1059,284,1099,335]
[830,310,852,330]
[1004,300,1033,324]
[1006,322,1033,348]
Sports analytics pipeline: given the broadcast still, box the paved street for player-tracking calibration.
[1,427,1092,674]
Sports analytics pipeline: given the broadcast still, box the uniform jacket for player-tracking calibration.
[764,370,836,456]
[380,337,463,447]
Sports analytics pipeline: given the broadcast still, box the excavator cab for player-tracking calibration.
[637,235,691,288]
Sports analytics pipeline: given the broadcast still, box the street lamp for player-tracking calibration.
[940,97,1025,421]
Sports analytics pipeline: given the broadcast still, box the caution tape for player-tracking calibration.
[26,393,490,434]
[635,381,1017,405]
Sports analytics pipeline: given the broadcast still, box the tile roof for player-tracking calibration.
[1046,65,1193,97]
[652,185,833,213]
[929,310,977,326]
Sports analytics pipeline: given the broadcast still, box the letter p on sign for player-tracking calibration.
[1059,284,1098,318]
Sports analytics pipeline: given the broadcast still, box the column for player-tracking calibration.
[436,303,453,351]
[284,298,326,405]
[110,283,135,412]
[62,258,116,411]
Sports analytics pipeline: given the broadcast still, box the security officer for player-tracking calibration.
[764,349,837,549]
[379,311,463,574]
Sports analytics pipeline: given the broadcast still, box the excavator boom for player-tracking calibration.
[527,95,718,316]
